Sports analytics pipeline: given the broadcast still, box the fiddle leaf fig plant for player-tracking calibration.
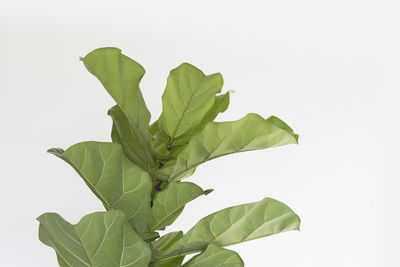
[38,47,300,267]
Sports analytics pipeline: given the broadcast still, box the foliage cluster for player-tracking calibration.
[38,47,300,267]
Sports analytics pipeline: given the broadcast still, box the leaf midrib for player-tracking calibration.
[169,80,197,142]
[72,224,94,267]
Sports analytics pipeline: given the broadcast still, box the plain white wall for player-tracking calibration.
[1,0,399,266]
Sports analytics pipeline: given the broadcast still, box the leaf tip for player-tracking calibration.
[291,213,301,232]
[47,148,64,156]
[204,189,214,195]
[293,133,300,144]
[296,214,301,230]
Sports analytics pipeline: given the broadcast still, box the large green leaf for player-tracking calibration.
[169,113,299,181]
[149,182,210,231]
[182,244,243,267]
[153,197,300,262]
[48,142,152,236]
[158,63,223,142]
[82,47,155,169]
[37,210,151,267]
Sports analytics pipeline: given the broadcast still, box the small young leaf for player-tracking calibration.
[37,210,151,267]
[48,142,152,236]
[182,244,244,267]
[158,63,223,141]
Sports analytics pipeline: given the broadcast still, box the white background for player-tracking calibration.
[1,0,399,266]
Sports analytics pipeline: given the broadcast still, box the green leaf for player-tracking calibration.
[149,182,209,231]
[109,105,156,171]
[151,231,184,251]
[150,91,230,174]
[173,90,231,147]
[158,63,223,142]
[196,91,231,132]
[182,244,243,267]
[169,113,299,181]
[154,91,231,178]
[48,142,152,236]
[150,232,185,267]
[37,210,151,267]
[82,47,155,168]
[152,91,231,153]
[154,197,300,262]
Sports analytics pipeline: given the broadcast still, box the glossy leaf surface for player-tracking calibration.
[48,142,152,236]
[38,210,151,267]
